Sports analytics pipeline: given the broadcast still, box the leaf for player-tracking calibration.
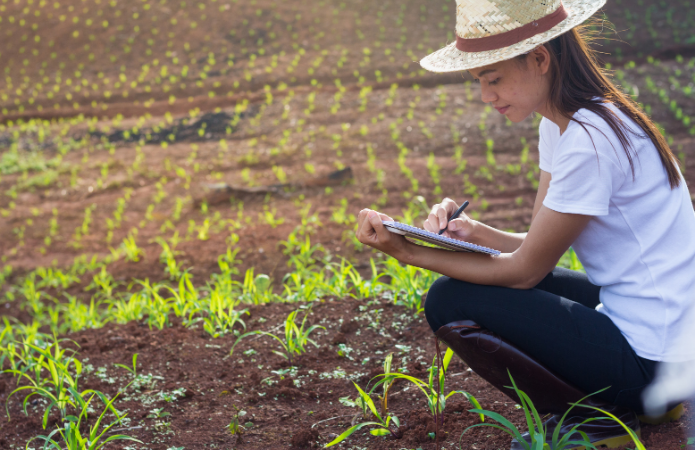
[442,347,454,372]
[369,428,391,436]
[467,408,525,441]
[323,422,380,447]
[353,382,381,422]
[448,390,484,422]
[531,431,545,450]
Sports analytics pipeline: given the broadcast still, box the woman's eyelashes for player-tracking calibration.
[473,78,500,85]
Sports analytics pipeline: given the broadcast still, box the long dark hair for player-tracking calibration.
[517,24,681,189]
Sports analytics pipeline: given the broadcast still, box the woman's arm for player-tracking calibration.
[357,198,589,289]
[424,170,552,253]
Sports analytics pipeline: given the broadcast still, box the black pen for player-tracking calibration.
[438,201,470,235]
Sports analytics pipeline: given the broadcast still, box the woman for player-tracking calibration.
[356,0,695,448]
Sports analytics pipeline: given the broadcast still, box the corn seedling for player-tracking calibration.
[226,405,246,436]
[324,382,402,447]
[381,257,437,312]
[113,353,138,377]
[120,234,144,262]
[4,337,121,429]
[376,353,396,415]
[460,372,646,450]
[240,269,274,304]
[203,290,249,338]
[155,235,185,280]
[25,392,141,450]
[230,308,325,364]
[372,347,483,426]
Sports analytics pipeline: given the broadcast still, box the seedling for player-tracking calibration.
[113,353,138,377]
[4,337,121,429]
[324,382,402,447]
[230,308,325,364]
[226,406,246,436]
[376,353,396,415]
[147,408,171,419]
[372,347,483,426]
[26,392,141,450]
[460,371,646,450]
[120,234,144,262]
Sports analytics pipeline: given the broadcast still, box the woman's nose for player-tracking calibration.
[480,84,497,104]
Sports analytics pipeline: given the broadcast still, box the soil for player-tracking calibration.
[0,0,694,449]
[1,297,692,449]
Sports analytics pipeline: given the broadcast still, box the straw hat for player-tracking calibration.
[420,0,606,72]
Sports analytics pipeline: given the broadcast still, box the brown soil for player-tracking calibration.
[1,297,691,449]
[1,0,694,449]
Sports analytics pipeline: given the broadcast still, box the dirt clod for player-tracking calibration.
[291,427,319,448]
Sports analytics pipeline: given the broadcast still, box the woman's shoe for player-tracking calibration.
[638,402,685,425]
[435,320,640,450]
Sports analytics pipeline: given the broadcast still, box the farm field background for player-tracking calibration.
[0,0,694,449]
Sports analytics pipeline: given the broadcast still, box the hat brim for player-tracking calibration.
[420,0,607,73]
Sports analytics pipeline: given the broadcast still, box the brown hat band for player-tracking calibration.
[456,3,569,53]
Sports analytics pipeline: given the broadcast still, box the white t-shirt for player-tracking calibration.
[539,102,695,362]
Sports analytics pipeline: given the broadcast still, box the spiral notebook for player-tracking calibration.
[382,221,501,255]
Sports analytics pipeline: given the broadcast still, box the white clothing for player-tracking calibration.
[538,102,695,362]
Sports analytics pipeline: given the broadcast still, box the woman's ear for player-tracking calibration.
[531,46,552,76]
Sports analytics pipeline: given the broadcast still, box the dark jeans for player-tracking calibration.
[424,267,658,414]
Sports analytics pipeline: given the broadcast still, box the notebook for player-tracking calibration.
[382,221,501,255]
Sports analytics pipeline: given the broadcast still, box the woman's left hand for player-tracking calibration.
[356,209,413,261]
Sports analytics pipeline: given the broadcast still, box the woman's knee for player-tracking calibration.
[424,275,473,332]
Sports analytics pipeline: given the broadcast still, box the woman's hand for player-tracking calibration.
[423,197,477,241]
[356,209,413,261]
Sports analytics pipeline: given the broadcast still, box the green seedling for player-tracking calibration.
[155,235,184,280]
[381,257,437,312]
[25,392,141,450]
[4,337,121,429]
[230,308,325,364]
[372,348,483,426]
[85,267,120,299]
[113,353,138,377]
[239,268,274,304]
[202,289,249,338]
[226,406,246,436]
[147,408,171,419]
[324,382,402,447]
[376,353,396,415]
[460,371,646,450]
[120,234,145,262]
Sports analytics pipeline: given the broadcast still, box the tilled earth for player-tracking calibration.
[1,297,691,449]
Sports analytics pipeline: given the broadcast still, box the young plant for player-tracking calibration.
[324,382,402,447]
[460,371,646,450]
[155,235,184,280]
[230,308,325,364]
[239,268,274,304]
[377,353,396,415]
[226,405,246,436]
[4,337,121,429]
[113,353,138,377]
[202,289,249,338]
[120,234,144,262]
[25,392,142,450]
[373,347,483,426]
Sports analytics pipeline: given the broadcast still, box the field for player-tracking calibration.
[0,0,694,449]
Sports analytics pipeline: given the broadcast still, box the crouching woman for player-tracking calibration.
[356,0,695,448]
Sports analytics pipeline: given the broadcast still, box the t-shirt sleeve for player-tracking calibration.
[538,118,554,173]
[543,147,625,216]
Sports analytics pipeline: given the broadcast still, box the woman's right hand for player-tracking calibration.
[423,198,477,241]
